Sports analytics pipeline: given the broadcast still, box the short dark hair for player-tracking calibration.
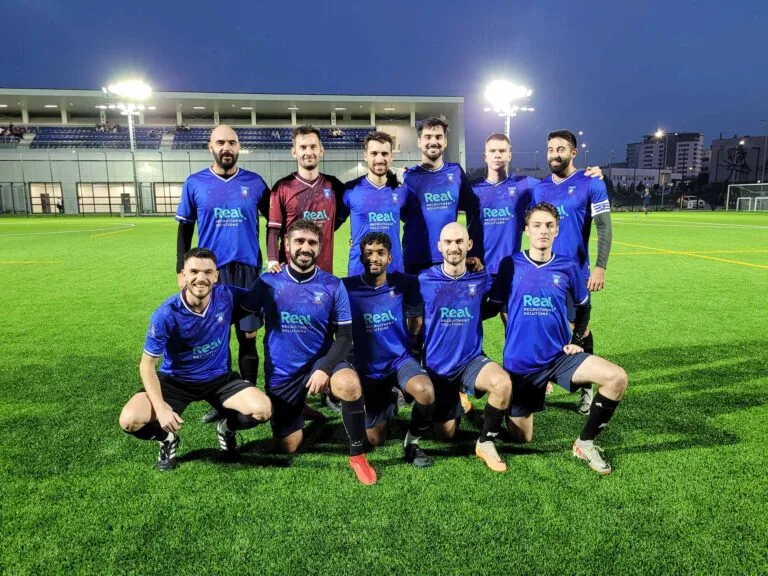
[292,125,321,144]
[359,231,392,254]
[287,218,323,243]
[485,133,510,145]
[184,247,217,265]
[524,201,560,225]
[364,131,393,150]
[547,129,577,149]
[417,116,449,137]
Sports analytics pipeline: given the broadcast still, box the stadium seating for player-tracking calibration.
[30,126,162,150]
[171,127,373,150]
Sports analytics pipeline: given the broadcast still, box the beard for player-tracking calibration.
[548,156,571,177]
[214,150,238,171]
[291,249,317,271]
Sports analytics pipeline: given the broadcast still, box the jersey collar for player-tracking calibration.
[550,169,583,186]
[439,263,467,280]
[178,287,213,317]
[284,266,318,284]
[523,251,556,269]
[208,167,240,182]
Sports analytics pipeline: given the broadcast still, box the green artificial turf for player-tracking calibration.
[1,211,767,575]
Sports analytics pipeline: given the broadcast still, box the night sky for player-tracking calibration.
[4,0,766,168]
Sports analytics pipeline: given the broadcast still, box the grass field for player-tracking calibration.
[2,211,767,575]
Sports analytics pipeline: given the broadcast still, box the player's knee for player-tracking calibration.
[366,428,385,447]
[611,366,628,396]
[332,372,362,401]
[489,372,512,397]
[277,433,302,454]
[250,398,272,422]
[434,422,456,441]
[410,378,435,405]
[118,406,146,432]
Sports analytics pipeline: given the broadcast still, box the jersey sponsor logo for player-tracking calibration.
[323,188,331,199]
[303,209,329,221]
[363,309,397,325]
[368,211,397,224]
[240,186,249,197]
[440,306,474,319]
[556,204,570,218]
[523,295,554,308]
[424,191,455,203]
[214,207,245,219]
[192,336,224,358]
[280,311,312,325]
[483,206,513,218]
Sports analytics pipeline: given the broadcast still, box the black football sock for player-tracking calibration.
[579,393,620,441]
[478,403,505,443]
[225,411,263,432]
[127,421,168,441]
[408,400,435,440]
[341,396,367,456]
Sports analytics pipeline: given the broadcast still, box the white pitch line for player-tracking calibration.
[612,219,768,230]
[0,224,136,237]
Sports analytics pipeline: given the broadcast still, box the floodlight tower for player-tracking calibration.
[483,80,534,138]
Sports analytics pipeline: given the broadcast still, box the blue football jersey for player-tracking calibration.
[337,175,406,276]
[144,284,248,383]
[402,163,479,270]
[343,273,422,380]
[531,170,610,278]
[470,175,537,275]
[176,167,270,269]
[418,265,491,378]
[490,252,589,375]
[242,268,352,392]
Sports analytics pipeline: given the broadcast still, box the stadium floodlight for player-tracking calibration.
[104,79,152,101]
[483,79,534,138]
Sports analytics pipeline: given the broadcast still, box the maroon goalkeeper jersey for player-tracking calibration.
[268,172,343,273]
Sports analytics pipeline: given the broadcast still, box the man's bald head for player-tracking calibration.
[208,125,240,172]
[438,222,472,266]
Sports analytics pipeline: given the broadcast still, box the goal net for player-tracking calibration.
[726,183,768,211]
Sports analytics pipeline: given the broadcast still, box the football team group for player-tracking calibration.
[118,117,628,484]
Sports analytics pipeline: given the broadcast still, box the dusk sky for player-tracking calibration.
[4,0,767,168]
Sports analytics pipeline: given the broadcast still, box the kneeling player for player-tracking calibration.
[344,232,436,468]
[490,203,628,474]
[243,219,377,485]
[418,223,512,472]
[119,248,272,471]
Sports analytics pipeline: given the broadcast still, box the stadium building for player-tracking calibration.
[0,89,465,215]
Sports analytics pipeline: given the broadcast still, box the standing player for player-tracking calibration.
[243,220,377,485]
[343,232,435,467]
[490,203,628,474]
[642,189,651,214]
[401,117,482,275]
[417,222,512,472]
[532,130,613,414]
[119,248,272,471]
[175,125,269,392]
[336,131,406,276]
[267,125,345,274]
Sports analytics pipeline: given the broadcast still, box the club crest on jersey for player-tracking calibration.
[552,274,561,286]
[313,292,323,304]
[217,312,225,323]
[508,186,517,197]
[468,283,477,296]
[568,186,576,195]
[240,186,249,197]
[447,173,454,182]
[323,188,331,199]
[389,289,397,298]
[392,192,399,203]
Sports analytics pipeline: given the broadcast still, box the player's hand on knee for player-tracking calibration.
[266,261,282,274]
[306,369,330,395]
[562,344,583,355]
[466,256,484,272]
[156,403,184,432]
[587,267,605,291]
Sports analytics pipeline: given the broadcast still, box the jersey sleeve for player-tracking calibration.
[256,176,271,219]
[403,275,424,317]
[143,309,171,357]
[568,262,590,306]
[241,277,267,313]
[336,186,351,226]
[267,183,284,230]
[589,178,611,217]
[488,256,513,305]
[331,281,353,326]
[175,179,196,223]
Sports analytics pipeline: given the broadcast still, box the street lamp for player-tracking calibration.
[760,120,768,183]
[484,80,534,138]
[654,128,669,206]
[102,79,152,216]
[581,142,589,167]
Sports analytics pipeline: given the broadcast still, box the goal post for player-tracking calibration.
[726,183,768,211]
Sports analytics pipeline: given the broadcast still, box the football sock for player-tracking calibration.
[408,400,435,441]
[579,393,620,441]
[127,421,168,442]
[225,412,262,432]
[341,396,367,456]
[478,403,506,443]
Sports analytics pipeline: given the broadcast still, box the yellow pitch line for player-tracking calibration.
[91,228,133,238]
[0,260,64,264]
[613,240,768,270]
